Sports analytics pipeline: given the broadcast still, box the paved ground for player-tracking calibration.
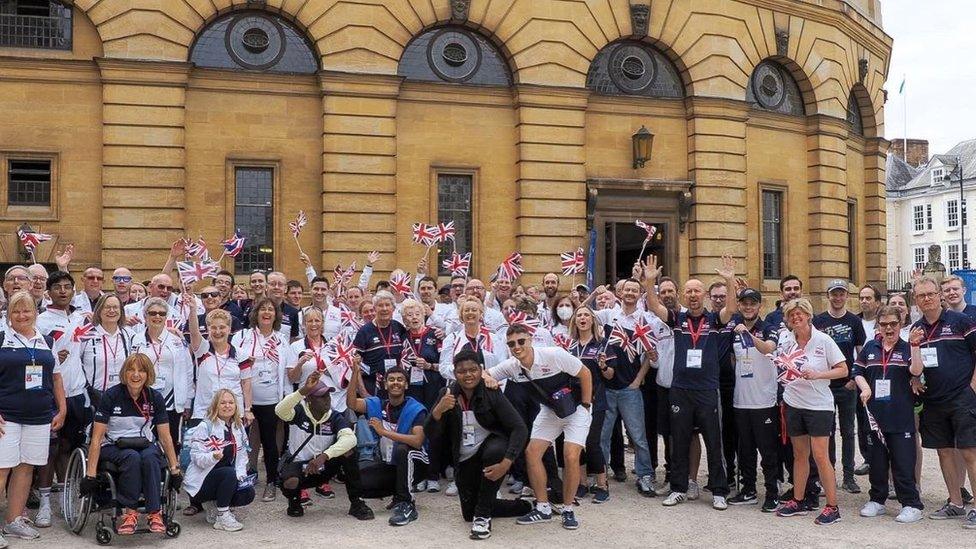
[31,445,976,548]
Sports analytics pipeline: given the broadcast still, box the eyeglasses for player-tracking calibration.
[85,275,104,281]
[156,284,174,292]
[30,274,48,282]
[200,292,220,299]
[50,283,73,291]
[506,337,529,348]
[878,321,900,328]
[145,310,167,318]
[915,291,938,300]
[113,275,132,283]
[6,275,29,282]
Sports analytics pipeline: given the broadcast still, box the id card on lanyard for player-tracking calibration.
[686,315,706,369]
[460,394,476,446]
[148,334,168,388]
[103,332,123,388]
[921,322,940,368]
[875,346,896,401]
[13,335,43,390]
[377,324,398,372]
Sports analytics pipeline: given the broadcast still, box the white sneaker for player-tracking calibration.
[206,508,218,525]
[662,492,687,507]
[687,480,700,500]
[213,510,243,532]
[895,506,923,523]
[0,532,7,549]
[860,501,887,517]
[520,485,535,498]
[34,505,52,528]
[2,516,39,540]
[412,480,428,493]
[445,481,458,496]
[712,496,728,510]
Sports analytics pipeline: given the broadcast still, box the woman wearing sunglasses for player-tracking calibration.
[196,285,243,339]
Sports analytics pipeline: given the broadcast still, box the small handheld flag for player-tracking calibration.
[17,227,52,261]
[177,260,220,286]
[221,230,246,258]
[289,211,308,238]
[635,220,657,262]
[442,252,471,277]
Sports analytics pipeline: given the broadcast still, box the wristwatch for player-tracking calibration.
[581,402,591,410]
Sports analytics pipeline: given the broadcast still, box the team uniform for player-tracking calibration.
[130,329,194,445]
[191,340,253,420]
[288,336,350,412]
[37,307,90,447]
[353,320,409,397]
[778,328,846,437]
[0,331,58,468]
[80,326,133,395]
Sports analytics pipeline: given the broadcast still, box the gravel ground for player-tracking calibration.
[31,445,975,548]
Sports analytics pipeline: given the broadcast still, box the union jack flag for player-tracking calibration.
[435,221,456,243]
[442,252,471,277]
[17,227,52,253]
[608,323,637,362]
[635,220,657,242]
[769,345,808,385]
[262,334,280,364]
[864,408,887,449]
[332,262,356,288]
[506,311,539,335]
[477,325,494,353]
[221,230,246,258]
[631,317,658,355]
[177,260,220,285]
[338,304,361,331]
[553,333,571,350]
[389,272,412,296]
[411,223,438,247]
[400,341,417,370]
[186,237,210,261]
[560,247,585,276]
[496,252,524,282]
[289,210,308,238]
[328,335,356,369]
[72,322,98,343]
[203,435,229,452]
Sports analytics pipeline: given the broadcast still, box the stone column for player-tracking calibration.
[319,73,401,277]
[806,115,851,296]
[863,137,889,290]
[685,97,749,282]
[97,59,190,280]
[513,85,588,281]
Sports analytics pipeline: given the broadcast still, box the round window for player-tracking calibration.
[442,42,468,66]
[620,55,646,80]
[242,28,270,54]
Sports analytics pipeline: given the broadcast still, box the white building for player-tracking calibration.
[887,139,976,281]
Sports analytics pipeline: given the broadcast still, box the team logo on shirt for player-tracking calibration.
[671,405,680,414]
[867,354,875,359]
[113,406,122,415]
[891,352,904,361]
[941,326,953,336]
[814,346,825,357]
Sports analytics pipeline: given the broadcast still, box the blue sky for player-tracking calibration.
[882,0,976,156]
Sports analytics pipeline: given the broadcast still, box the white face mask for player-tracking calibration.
[556,305,574,321]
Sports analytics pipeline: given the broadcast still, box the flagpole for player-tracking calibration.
[293,234,306,258]
[903,73,907,161]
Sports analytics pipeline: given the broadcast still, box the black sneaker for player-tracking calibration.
[613,470,627,483]
[854,462,870,476]
[389,502,418,526]
[761,495,779,513]
[964,487,975,506]
[815,505,841,525]
[728,492,757,505]
[575,485,589,499]
[776,499,808,517]
[516,507,553,525]
[592,487,610,504]
[349,500,375,521]
[841,478,861,494]
[286,499,305,517]
[800,497,818,512]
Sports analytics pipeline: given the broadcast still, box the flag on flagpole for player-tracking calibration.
[560,247,586,276]
[221,230,246,258]
[435,221,456,243]
[186,237,210,261]
[389,272,412,296]
[635,220,656,242]
[17,227,53,253]
[496,252,524,281]
[177,260,220,285]
[411,223,438,247]
[442,252,471,277]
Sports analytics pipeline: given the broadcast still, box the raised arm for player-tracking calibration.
[187,294,203,352]
[161,239,186,277]
[640,255,668,321]
[346,354,367,414]
[717,254,739,324]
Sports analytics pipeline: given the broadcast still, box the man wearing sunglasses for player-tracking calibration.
[124,273,185,327]
[110,267,136,306]
[486,324,592,530]
[70,267,105,314]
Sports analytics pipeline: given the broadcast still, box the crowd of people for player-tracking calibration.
[1,239,976,544]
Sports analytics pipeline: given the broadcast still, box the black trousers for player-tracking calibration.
[668,388,728,496]
[280,452,364,503]
[457,435,533,521]
[720,384,737,484]
[251,404,281,482]
[734,406,780,497]
[856,398,872,465]
[868,430,923,509]
[190,466,255,509]
[656,385,673,477]
[582,409,607,475]
[610,418,625,474]
[641,382,659,470]
[359,443,425,504]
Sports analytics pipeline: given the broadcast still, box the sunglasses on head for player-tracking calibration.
[506,337,529,348]
[200,291,220,299]
[113,275,132,283]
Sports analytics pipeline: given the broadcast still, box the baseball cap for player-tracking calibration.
[826,279,849,293]
[310,381,336,397]
[737,288,762,302]
[574,283,590,293]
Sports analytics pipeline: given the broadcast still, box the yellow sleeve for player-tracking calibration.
[323,427,357,460]
[274,390,304,421]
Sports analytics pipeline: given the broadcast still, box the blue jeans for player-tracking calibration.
[601,387,652,477]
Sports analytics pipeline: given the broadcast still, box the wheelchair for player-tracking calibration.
[62,446,181,545]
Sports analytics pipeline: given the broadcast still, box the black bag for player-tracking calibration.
[115,436,152,450]
[276,432,315,484]
[522,374,578,419]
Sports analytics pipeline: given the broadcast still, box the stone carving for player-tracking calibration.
[775,29,789,57]
[630,4,649,39]
[858,58,868,83]
[923,244,947,283]
[451,0,470,21]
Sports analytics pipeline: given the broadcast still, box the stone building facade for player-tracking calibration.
[0,0,892,303]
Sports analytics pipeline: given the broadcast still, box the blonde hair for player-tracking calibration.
[569,305,604,343]
[206,388,242,428]
[120,353,156,389]
[5,291,37,325]
[781,298,814,319]
[205,308,232,328]
[302,306,324,324]
[400,298,423,317]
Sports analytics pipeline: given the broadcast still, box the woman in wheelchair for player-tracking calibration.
[182,389,254,531]
[81,354,181,535]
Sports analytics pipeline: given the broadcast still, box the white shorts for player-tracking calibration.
[0,422,51,468]
[530,405,592,446]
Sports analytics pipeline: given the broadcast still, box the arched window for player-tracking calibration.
[586,41,683,98]
[190,11,317,74]
[746,60,804,116]
[846,92,864,136]
[398,26,511,86]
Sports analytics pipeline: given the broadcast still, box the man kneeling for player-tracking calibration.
[425,350,533,540]
[275,371,374,521]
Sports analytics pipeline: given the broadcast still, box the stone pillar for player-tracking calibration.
[319,73,401,277]
[863,137,889,290]
[685,97,749,282]
[513,85,588,281]
[97,59,190,281]
[806,115,850,298]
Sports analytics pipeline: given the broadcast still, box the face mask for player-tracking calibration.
[557,305,574,321]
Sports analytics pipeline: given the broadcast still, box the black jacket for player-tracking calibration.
[423,381,527,464]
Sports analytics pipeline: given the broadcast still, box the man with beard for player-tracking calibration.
[214,270,247,327]
[538,273,560,320]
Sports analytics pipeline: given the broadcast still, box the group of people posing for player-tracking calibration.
[1,240,976,544]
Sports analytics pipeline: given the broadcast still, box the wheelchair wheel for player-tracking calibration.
[95,521,112,545]
[165,521,181,538]
[62,447,92,534]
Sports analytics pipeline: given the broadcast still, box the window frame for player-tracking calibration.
[926,203,933,230]
[225,159,280,275]
[0,151,59,221]
[947,242,961,272]
[931,167,945,186]
[913,246,926,271]
[947,198,960,230]
[430,166,479,278]
[759,185,786,281]
[912,204,925,234]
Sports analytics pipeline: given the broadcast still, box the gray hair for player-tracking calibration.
[372,290,395,306]
[142,297,169,314]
